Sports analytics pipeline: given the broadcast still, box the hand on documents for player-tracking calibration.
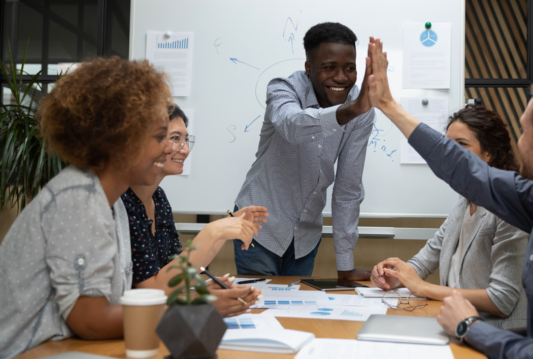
[437,290,480,337]
[208,276,261,317]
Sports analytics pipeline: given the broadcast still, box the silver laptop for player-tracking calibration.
[357,314,449,345]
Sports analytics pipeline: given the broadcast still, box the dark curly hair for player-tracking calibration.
[303,22,357,59]
[40,56,171,170]
[168,103,188,127]
[447,105,519,171]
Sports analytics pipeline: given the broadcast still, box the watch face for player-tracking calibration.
[456,321,468,338]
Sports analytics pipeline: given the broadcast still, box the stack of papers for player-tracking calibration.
[355,287,425,300]
[252,287,328,309]
[295,339,453,359]
[260,305,387,322]
[319,294,398,308]
[220,329,315,354]
[223,314,283,330]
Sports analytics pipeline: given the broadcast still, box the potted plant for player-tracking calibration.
[0,39,66,211]
[157,240,227,359]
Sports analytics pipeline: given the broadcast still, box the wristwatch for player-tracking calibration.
[455,316,483,342]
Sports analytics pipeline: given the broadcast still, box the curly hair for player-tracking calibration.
[40,56,171,170]
[303,22,357,59]
[447,105,519,171]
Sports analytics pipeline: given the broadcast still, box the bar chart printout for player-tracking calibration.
[146,31,193,96]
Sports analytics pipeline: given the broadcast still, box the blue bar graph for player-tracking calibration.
[157,38,189,49]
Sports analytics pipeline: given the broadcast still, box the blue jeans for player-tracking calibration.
[233,236,322,276]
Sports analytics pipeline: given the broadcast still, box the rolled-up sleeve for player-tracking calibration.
[485,220,528,316]
[266,78,343,144]
[43,188,116,320]
[332,109,375,270]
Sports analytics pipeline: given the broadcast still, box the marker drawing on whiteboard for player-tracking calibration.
[283,11,302,54]
[227,125,237,143]
[245,116,261,132]
[387,150,397,161]
[214,38,222,54]
[229,58,259,70]
[367,123,383,152]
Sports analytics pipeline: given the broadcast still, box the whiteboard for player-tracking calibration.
[130,0,465,218]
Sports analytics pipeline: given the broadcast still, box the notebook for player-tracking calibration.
[357,315,449,345]
[220,329,315,354]
[355,287,425,299]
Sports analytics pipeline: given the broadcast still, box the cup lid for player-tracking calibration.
[120,289,167,306]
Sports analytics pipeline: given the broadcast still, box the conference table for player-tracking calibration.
[16,276,486,359]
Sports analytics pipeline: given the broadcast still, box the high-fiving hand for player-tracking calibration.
[368,38,394,111]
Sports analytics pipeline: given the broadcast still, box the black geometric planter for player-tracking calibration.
[156,303,227,359]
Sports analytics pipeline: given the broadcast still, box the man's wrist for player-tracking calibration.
[380,100,401,117]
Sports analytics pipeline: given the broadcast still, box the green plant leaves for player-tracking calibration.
[191,295,218,305]
[0,38,66,212]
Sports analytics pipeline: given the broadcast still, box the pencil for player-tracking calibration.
[228,210,255,247]
[200,266,247,305]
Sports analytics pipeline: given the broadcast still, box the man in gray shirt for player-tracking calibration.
[234,23,376,282]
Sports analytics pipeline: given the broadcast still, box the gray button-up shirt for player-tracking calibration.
[235,70,374,270]
[0,166,132,359]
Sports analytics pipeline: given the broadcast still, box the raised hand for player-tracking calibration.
[350,40,374,115]
[233,205,269,229]
[368,38,394,111]
[208,212,256,250]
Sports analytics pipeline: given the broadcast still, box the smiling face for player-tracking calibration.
[446,120,491,163]
[125,116,172,186]
[305,42,357,108]
[518,98,533,179]
[162,117,190,176]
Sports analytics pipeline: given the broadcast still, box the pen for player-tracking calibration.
[238,278,266,284]
[288,279,301,287]
[200,266,247,305]
[227,210,255,247]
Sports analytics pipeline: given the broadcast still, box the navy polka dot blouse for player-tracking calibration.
[121,187,182,284]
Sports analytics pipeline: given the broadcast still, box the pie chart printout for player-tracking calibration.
[420,30,438,47]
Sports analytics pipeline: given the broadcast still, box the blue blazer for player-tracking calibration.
[409,123,533,359]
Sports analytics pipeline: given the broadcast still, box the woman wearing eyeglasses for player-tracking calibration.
[121,104,268,318]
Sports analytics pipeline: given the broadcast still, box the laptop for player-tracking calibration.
[357,315,449,345]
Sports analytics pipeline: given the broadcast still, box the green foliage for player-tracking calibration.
[0,39,67,211]
[166,239,217,306]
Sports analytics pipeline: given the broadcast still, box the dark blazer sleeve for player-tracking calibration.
[408,123,533,234]
[466,321,533,359]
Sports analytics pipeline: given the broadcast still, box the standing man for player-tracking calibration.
[234,23,375,281]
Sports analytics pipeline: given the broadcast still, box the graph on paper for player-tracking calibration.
[157,37,189,49]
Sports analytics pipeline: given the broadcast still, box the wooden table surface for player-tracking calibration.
[16,276,486,359]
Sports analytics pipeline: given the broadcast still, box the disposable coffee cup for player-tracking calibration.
[120,289,167,358]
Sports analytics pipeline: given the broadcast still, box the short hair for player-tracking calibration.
[168,103,189,127]
[40,56,171,170]
[447,105,519,171]
[303,22,357,59]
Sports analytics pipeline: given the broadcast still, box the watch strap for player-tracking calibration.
[457,316,483,342]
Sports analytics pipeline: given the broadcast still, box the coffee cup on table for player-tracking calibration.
[120,289,167,358]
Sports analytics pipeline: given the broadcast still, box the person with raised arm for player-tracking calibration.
[367,38,533,358]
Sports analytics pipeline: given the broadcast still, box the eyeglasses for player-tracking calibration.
[381,290,428,312]
[169,134,195,151]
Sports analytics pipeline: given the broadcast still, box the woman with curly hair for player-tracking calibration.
[0,57,255,358]
[371,105,528,331]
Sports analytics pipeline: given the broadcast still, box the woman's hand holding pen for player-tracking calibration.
[371,260,402,291]
[207,275,262,318]
[233,206,269,229]
[381,258,427,295]
[208,207,256,249]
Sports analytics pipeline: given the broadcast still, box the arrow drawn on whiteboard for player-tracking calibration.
[227,125,237,143]
[214,38,222,54]
[288,34,295,54]
[229,58,260,70]
[245,116,261,132]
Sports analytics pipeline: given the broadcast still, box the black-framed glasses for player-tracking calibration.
[169,134,195,151]
[381,290,428,312]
